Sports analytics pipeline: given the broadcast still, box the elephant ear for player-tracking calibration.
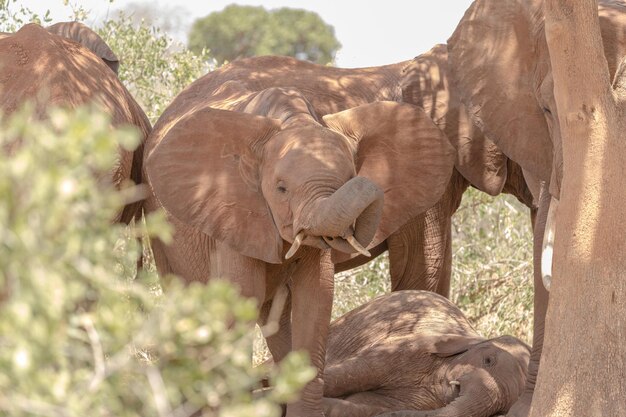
[423,333,487,358]
[323,101,455,249]
[146,106,283,263]
[401,45,508,196]
[47,22,119,74]
[447,0,553,184]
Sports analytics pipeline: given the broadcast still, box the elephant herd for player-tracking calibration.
[3,0,626,416]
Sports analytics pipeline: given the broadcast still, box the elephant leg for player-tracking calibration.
[322,397,387,417]
[258,288,292,363]
[211,240,266,304]
[286,249,334,417]
[324,338,432,406]
[146,201,213,286]
[324,344,398,398]
[506,185,550,417]
[387,172,467,297]
[387,205,452,296]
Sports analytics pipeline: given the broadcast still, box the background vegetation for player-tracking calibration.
[187,4,341,65]
[0,0,534,413]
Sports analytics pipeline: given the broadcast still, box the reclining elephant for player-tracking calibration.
[0,22,148,223]
[142,67,455,415]
[322,291,530,417]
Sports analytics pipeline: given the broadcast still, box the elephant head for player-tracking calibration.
[448,0,626,198]
[145,86,455,264]
[376,335,530,417]
[429,335,530,417]
[46,21,119,74]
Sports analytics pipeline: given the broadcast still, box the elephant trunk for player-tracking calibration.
[303,176,384,253]
[375,384,502,417]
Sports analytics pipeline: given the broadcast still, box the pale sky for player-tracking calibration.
[22,1,474,68]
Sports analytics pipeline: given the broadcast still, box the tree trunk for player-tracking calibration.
[530,1,626,416]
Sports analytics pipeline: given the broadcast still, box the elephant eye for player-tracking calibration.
[483,354,497,368]
[542,106,552,115]
[276,182,288,194]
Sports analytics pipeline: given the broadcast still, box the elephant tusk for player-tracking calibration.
[285,231,305,260]
[449,380,460,386]
[541,196,559,291]
[346,235,371,257]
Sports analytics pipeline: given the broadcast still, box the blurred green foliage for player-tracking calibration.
[0,0,50,30]
[0,106,313,416]
[188,4,341,65]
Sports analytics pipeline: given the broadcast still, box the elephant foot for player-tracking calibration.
[285,375,326,417]
[506,391,532,417]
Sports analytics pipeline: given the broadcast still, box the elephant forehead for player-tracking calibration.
[268,127,355,165]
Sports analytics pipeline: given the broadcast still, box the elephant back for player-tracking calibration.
[326,290,479,362]
[0,23,151,223]
[188,55,407,115]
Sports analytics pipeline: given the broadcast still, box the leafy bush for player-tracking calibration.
[0,106,312,417]
[98,15,212,123]
[451,188,534,344]
[0,0,51,31]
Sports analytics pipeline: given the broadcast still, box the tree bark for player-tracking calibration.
[530,1,626,416]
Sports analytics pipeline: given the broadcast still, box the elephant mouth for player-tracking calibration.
[285,228,371,259]
[285,176,383,260]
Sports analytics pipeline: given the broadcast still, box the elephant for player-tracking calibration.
[0,22,149,223]
[447,0,626,415]
[190,52,535,295]
[142,66,456,415]
[318,291,530,417]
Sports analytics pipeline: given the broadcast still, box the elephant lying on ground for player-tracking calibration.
[0,22,148,223]
[321,291,530,417]
[143,67,455,415]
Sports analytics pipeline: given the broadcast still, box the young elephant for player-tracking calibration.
[322,291,530,417]
[143,71,455,415]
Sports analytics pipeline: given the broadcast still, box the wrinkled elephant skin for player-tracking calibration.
[320,291,530,417]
